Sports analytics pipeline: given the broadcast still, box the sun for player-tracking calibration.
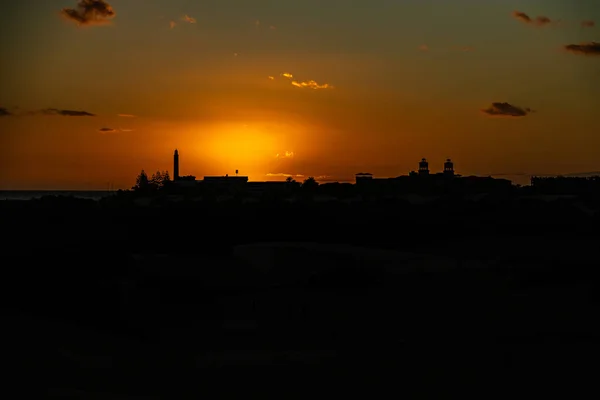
[202,122,280,176]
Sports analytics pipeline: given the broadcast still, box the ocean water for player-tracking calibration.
[0,191,115,201]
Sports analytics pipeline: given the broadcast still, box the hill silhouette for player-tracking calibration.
[2,185,599,396]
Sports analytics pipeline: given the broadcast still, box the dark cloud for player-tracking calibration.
[535,16,551,26]
[512,11,532,23]
[0,107,12,116]
[61,0,115,26]
[99,127,117,133]
[512,11,552,26]
[564,42,600,56]
[582,20,595,28]
[40,108,95,116]
[481,102,533,117]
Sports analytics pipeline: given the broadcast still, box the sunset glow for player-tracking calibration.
[1,1,599,189]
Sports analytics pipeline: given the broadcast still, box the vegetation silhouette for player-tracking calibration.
[3,170,600,396]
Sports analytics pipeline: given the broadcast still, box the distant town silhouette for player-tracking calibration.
[124,149,600,199]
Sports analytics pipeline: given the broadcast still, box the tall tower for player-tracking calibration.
[418,158,429,177]
[174,149,179,180]
[444,158,455,178]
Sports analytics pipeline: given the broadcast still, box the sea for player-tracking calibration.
[0,191,115,201]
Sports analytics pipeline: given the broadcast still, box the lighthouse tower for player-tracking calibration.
[444,158,455,178]
[418,158,429,177]
[174,149,179,181]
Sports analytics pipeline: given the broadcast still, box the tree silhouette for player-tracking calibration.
[149,170,171,189]
[286,176,296,183]
[133,170,149,191]
[302,176,319,191]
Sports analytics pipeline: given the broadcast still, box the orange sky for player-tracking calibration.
[1,1,600,189]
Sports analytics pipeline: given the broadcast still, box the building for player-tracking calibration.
[174,149,179,180]
[443,159,455,178]
[418,158,429,177]
[203,175,249,193]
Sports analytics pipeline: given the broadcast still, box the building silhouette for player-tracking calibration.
[173,149,179,180]
[418,158,429,177]
[444,159,454,178]
[162,150,512,195]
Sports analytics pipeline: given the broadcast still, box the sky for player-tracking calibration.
[1,0,599,189]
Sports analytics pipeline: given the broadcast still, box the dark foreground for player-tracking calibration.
[2,195,600,397]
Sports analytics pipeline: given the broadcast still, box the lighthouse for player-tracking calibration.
[174,149,179,181]
[444,158,455,178]
[418,158,429,177]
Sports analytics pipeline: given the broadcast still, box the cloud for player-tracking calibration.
[564,42,600,55]
[98,127,117,133]
[535,16,551,26]
[169,21,176,29]
[276,151,294,159]
[481,102,533,117]
[512,11,532,23]
[265,173,304,178]
[291,80,333,90]
[182,15,196,24]
[99,127,133,133]
[268,76,275,80]
[61,0,115,26]
[40,108,95,116]
[0,106,96,116]
[582,20,595,28]
[277,72,333,89]
[512,10,552,26]
[266,173,293,177]
[418,44,429,51]
[117,113,136,117]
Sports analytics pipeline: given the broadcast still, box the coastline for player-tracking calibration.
[0,190,115,201]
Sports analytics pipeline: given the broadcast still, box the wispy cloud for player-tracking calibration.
[0,106,96,117]
[99,127,133,133]
[291,80,333,90]
[117,113,136,118]
[277,72,333,90]
[481,102,533,117]
[564,42,600,56]
[61,0,116,26]
[276,151,294,159]
[265,173,304,178]
[581,20,595,28]
[512,10,552,26]
[181,15,196,24]
[98,127,117,133]
[268,76,275,80]
[40,108,95,116]
[169,21,176,29]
